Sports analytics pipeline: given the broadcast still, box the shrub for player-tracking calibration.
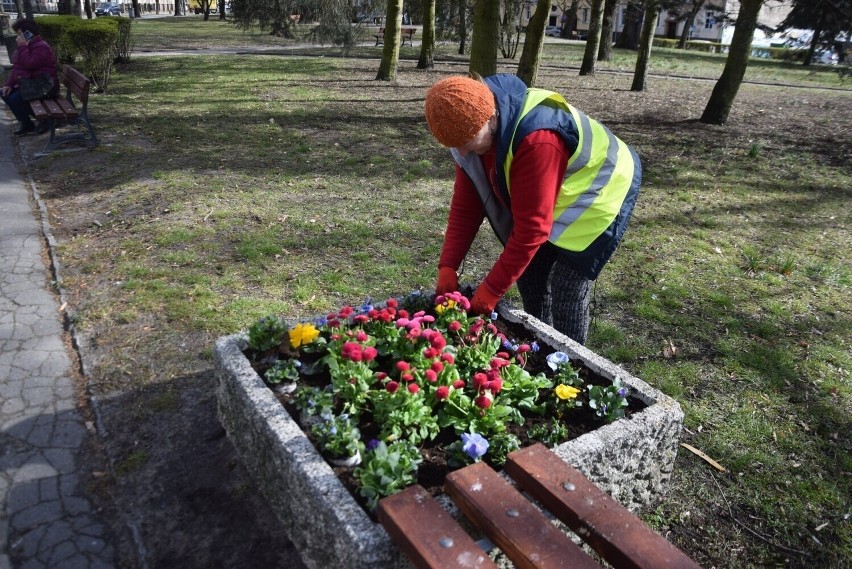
[36,15,80,64]
[653,38,677,49]
[686,40,722,53]
[71,20,119,92]
[774,47,807,62]
[31,15,122,92]
[115,17,134,63]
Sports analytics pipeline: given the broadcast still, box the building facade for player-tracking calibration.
[532,0,793,45]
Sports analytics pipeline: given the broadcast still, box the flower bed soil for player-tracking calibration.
[242,315,647,516]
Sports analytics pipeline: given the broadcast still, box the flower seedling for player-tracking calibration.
[246,315,287,352]
[587,377,630,422]
[310,410,363,460]
[263,359,300,386]
[528,419,569,447]
[354,440,422,511]
[292,385,334,421]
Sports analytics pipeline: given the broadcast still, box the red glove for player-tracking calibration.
[470,285,501,316]
[435,266,459,295]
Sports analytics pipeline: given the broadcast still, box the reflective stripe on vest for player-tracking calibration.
[506,89,635,252]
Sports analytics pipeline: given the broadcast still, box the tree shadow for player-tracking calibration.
[88,371,308,569]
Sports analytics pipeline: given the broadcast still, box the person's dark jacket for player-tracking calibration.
[4,36,58,91]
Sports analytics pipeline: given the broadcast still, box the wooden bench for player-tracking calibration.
[379,443,702,569]
[28,64,98,157]
[374,27,417,47]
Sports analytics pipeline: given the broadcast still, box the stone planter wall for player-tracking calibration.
[214,305,684,569]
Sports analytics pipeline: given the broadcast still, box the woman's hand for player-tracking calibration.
[470,286,501,316]
[15,34,27,47]
[435,267,459,295]
[0,86,10,97]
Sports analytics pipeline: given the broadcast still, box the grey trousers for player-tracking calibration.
[516,244,592,345]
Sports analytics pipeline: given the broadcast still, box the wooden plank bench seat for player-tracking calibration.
[28,64,98,157]
[379,443,702,569]
[374,27,417,47]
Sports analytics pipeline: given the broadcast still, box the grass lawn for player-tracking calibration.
[22,16,851,568]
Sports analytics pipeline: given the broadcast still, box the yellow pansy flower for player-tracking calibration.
[555,384,581,400]
[435,299,457,315]
[289,322,319,349]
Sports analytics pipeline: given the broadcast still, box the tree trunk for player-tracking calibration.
[597,0,618,61]
[417,0,436,69]
[803,12,825,66]
[219,0,226,19]
[174,0,181,16]
[516,0,550,86]
[615,0,641,49]
[677,0,706,49]
[564,0,578,37]
[631,3,659,91]
[457,0,467,55]
[469,0,500,76]
[376,0,404,80]
[133,0,141,18]
[579,0,605,76]
[700,0,763,125]
[84,0,92,17]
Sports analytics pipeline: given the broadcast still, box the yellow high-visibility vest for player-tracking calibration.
[505,88,637,252]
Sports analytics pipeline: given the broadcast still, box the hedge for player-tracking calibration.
[652,37,724,54]
[36,15,124,92]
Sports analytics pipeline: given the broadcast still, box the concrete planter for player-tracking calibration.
[214,304,684,569]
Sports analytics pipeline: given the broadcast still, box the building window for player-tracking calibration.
[581,7,588,23]
[705,11,716,29]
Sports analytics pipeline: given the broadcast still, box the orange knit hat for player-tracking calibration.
[425,76,495,148]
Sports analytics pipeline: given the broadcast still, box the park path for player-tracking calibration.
[0,49,117,569]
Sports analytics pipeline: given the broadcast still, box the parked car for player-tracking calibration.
[95,2,121,16]
[544,26,561,37]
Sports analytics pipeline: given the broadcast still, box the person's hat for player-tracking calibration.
[425,76,495,148]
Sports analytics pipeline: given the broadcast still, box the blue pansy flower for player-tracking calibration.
[461,433,489,461]
[546,351,571,371]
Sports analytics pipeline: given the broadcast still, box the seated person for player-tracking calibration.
[1,18,58,136]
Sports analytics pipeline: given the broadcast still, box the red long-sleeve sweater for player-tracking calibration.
[438,129,571,298]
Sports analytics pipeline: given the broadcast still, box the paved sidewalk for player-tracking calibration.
[0,110,116,567]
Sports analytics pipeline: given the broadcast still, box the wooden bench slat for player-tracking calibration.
[445,461,601,569]
[378,485,498,569]
[505,444,702,569]
[29,100,50,120]
[55,98,80,119]
[41,98,66,119]
[62,64,90,99]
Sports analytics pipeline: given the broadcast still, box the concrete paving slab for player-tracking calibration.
[1,102,116,568]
